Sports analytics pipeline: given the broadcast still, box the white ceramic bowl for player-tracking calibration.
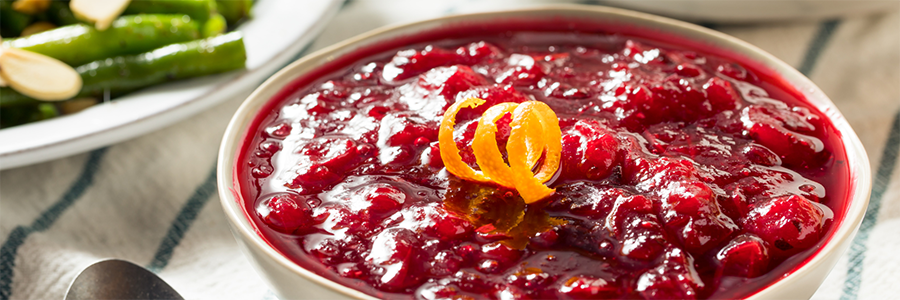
[218,5,871,300]
[601,0,897,23]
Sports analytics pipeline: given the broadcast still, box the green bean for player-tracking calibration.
[0,88,34,107]
[0,103,58,128]
[41,1,80,26]
[215,0,253,26]
[0,1,33,37]
[1,32,247,107]
[79,32,246,98]
[123,0,215,24]
[2,15,200,66]
[203,12,227,37]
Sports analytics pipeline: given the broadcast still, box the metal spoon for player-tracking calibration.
[65,259,184,300]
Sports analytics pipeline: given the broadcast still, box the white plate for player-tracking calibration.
[0,0,343,170]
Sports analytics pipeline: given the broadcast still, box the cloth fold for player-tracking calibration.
[1,1,897,299]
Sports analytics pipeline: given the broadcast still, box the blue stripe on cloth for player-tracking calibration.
[798,19,841,76]
[0,148,108,300]
[147,165,218,272]
[841,109,900,300]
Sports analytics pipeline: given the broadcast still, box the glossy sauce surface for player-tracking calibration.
[238,28,849,299]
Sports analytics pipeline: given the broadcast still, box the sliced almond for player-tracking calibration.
[0,48,82,101]
[12,0,50,15]
[0,48,8,87]
[70,0,131,31]
[20,22,57,37]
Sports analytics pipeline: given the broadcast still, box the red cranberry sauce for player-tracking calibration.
[240,31,849,299]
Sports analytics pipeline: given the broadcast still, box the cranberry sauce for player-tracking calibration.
[238,29,849,299]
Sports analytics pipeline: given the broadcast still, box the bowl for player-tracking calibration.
[600,0,897,23]
[217,5,871,299]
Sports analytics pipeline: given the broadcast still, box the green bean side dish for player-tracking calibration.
[0,0,252,128]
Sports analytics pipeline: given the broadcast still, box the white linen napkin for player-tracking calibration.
[1,1,897,299]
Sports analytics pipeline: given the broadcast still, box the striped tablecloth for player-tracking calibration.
[1,1,897,299]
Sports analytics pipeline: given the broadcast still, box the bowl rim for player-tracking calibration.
[217,4,872,299]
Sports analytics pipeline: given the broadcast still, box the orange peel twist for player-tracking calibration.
[440,98,562,204]
[472,102,520,189]
[507,101,561,203]
[439,97,491,184]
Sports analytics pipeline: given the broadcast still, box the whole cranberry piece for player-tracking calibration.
[741,143,782,166]
[427,251,463,276]
[658,180,737,255]
[742,194,827,256]
[703,77,740,111]
[264,122,292,138]
[250,164,273,178]
[506,267,555,290]
[462,41,502,63]
[257,140,281,157]
[384,42,499,82]
[384,46,459,82]
[624,157,697,190]
[606,194,655,233]
[381,114,438,147]
[481,242,523,267]
[635,270,698,300]
[530,228,559,248]
[582,134,620,179]
[416,283,473,300]
[419,65,489,102]
[450,242,475,258]
[740,105,826,167]
[256,193,314,234]
[432,214,473,240]
[716,234,770,278]
[365,228,423,291]
[635,248,704,300]
[289,138,361,192]
[476,259,501,274]
[358,184,406,215]
[496,286,531,300]
[305,236,343,263]
[561,120,620,180]
[316,203,371,235]
[426,142,444,168]
[452,270,496,293]
[558,275,620,299]
[497,53,546,86]
[367,106,389,120]
[617,214,667,261]
[337,262,366,279]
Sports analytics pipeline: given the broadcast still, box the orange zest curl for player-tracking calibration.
[439,97,491,184]
[439,98,562,204]
[507,101,561,203]
[472,103,519,189]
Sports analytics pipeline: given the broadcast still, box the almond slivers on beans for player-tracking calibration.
[0,48,82,101]
[70,0,131,31]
